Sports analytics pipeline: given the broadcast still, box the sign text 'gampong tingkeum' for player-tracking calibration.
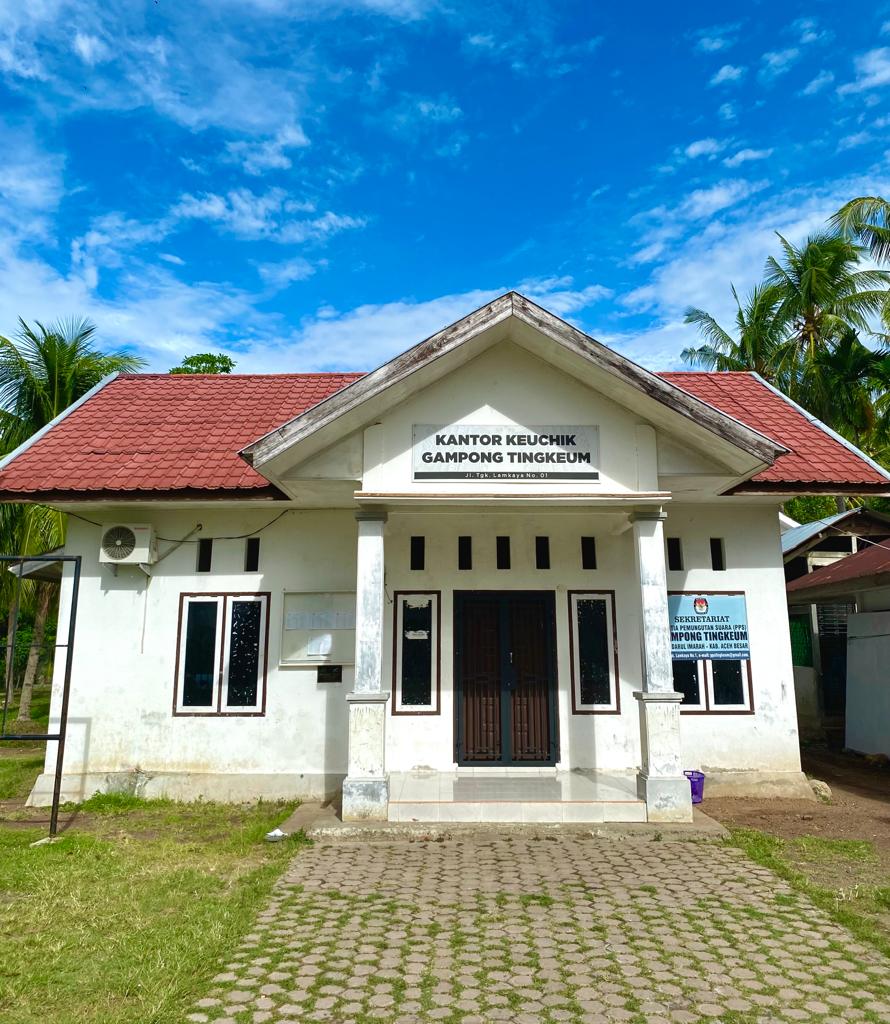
[412,423,600,481]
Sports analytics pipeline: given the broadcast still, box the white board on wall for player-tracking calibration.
[281,591,356,665]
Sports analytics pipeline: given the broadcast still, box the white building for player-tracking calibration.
[2,294,887,823]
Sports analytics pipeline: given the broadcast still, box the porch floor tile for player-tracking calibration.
[388,770,643,822]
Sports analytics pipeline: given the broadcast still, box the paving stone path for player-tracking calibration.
[187,832,890,1024]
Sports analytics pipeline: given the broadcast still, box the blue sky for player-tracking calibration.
[1,0,889,373]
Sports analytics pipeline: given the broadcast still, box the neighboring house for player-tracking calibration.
[0,293,887,823]
[787,544,890,758]
[782,508,890,743]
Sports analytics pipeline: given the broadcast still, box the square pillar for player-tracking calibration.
[631,509,692,823]
[342,511,390,821]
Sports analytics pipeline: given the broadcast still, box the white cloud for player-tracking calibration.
[709,64,745,86]
[170,188,365,243]
[680,179,768,220]
[462,28,601,77]
[690,22,739,54]
[838,131,872,151]
[722,147,773,167]
[0,131,65,217]
[159,253,185,266]
[838,48,890,95]
[718,102,737,121]
[684,138,726,159]
[792,17,830,46]
[235,277,612,371]
[759,48,800,82]
[629,179,770,265]
[257,257,318,289]
[225,124,310,175]
[612,174,890,368]
[800,70,834,96]
[72,31,109,65]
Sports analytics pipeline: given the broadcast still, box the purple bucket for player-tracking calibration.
[684,770,705,804]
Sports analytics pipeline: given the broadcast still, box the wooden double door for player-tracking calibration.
[454,591,559,766]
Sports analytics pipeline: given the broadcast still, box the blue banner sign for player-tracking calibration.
[668,593,750,661]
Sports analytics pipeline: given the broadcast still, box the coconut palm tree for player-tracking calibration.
[764,232,890,361]
[831,196,890,265]
[682,282,796,388]
[0,317,144,720]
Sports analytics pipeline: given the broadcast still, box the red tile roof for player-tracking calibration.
[0,373,362,499]
[786,541,890,595]
[659,372,889,491]
[0,369,884,500]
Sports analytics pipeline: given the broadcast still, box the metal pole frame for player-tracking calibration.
[0,554,81,838]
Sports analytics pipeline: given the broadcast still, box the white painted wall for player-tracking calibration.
[38,508,357,801]
[362,342,665,496]
[665,504,802,774]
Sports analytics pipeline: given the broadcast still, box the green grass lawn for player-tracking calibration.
[0,741,305,1024]
[729,828,890,961]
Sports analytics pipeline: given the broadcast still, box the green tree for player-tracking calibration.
[0,317,143,719]
[682,282,795,387]
[169,353,236,374]
[764,232,890,361]
[831,196,890,265]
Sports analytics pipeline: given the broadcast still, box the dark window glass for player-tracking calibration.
[401,597,433,706]
[410,536,425,571]
[458,536,472,570]
[667,537,683,571]
[245,537,260,572]
[496,536,510,570]
[535,536,550,570]
[576,599,611,705]
[672,660,701,705]
[182,601,217,706]
[581,536,597,570]
[712,660,745,704]
[196,537,213,573]
[710,537,726,571]
[226,601,261,706]
[318,665,342,683]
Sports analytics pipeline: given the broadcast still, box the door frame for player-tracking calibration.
[453,589,560,767]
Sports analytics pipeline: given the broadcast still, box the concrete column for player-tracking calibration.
[631,509,692,823]
[342,511,390,821]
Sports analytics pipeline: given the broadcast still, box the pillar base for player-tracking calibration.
[342,691,390,821]
[342,776,390,821]
[634,690,692,823]
[637,773,693,822]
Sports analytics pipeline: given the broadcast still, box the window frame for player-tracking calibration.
[567,590,620,714]
[704,658,753,713]
[173,591,270,717]
[391,590,441,716]
[671,657,707,712]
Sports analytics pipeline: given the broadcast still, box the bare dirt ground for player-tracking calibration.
[706,748,890,855]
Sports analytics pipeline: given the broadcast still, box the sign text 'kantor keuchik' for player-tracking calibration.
[412,423,600,481]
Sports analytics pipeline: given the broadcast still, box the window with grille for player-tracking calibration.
[175,593,269,714]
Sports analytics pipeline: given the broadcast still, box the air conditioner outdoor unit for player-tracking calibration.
[98,524,157,565]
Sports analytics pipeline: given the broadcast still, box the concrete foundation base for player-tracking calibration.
[636,773,694,822]
[698,769,816,800]
[26,770,344,807]
[342,776,390,821]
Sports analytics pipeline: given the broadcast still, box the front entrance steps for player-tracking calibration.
[387,770,647,823]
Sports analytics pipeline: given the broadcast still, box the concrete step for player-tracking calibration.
[387,799,647,824]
